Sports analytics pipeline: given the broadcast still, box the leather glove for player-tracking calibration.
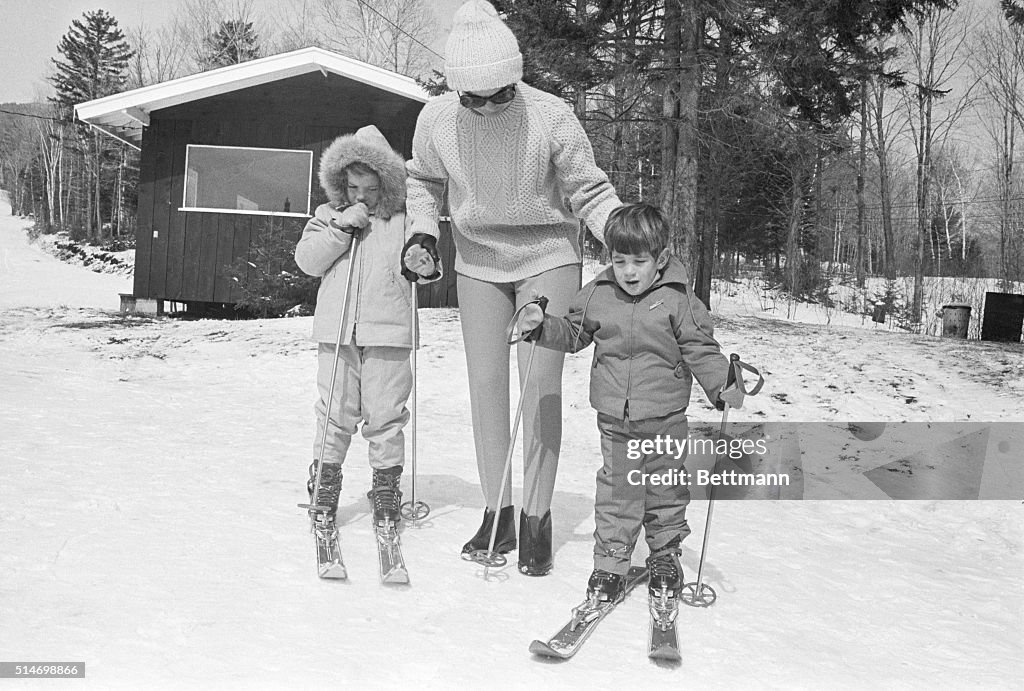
[401,233,441,282]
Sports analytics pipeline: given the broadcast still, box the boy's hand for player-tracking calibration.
[715,386,745,411]
[401,233,440,281]
[716,355,763,410]
[513,303,545,342]
[507,296,548,343]
[330,202,370,235]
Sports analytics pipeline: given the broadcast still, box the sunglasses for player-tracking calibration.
[459,84,517,109]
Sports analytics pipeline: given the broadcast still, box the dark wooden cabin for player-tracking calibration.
[76,48,458,310]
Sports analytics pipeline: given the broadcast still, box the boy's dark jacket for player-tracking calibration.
[535,257,729,420]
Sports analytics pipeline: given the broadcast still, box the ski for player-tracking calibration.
[313,523,347,579]
[375,520,409,584]
[529,566,648,659]
[648,587,681,661]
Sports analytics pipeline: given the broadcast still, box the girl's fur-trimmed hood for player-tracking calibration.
[318,125,407,220]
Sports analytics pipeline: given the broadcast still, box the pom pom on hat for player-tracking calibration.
[444,0,523,92]
[354,124,391,149]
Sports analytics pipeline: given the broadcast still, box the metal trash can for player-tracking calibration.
[941,303,971,338]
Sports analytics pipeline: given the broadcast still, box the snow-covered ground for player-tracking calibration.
[1,196,1021,689]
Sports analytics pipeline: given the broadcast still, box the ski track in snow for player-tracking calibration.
[1,203,1022,689]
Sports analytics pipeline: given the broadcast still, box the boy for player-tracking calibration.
[513,203,740,604]
[295,125,438,532]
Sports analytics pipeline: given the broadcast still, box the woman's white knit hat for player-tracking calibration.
[444,0,523,92]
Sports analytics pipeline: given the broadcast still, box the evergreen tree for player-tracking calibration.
[1003,0,1024,26]
[50,10,133,106]
[49,10,133,239]
[202,19,260,70]
[225,218,318,318]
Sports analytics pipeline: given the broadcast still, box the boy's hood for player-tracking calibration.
[318,125,407,220]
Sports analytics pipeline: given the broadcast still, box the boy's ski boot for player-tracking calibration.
[586,569,626,604]
[367,466,403,526]
[307,461,343,528]
[647,551,682,628]
[565,569,627,631]
[646,551,683,660]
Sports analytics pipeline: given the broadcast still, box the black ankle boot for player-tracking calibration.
[461,506,517,557]
[517,509,553,576]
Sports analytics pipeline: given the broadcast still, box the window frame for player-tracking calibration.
[180,143,314,218]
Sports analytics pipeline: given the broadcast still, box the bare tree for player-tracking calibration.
[126,23,190,88]
[899,2,978,323]
[35,106,64,230]
[280,0,438,77]
[866,37,912,281]
[929,145,976,274]
[0,114,37,217]
[973,7,1024,286]
[270,0,321,53]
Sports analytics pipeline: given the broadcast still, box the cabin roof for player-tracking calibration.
[75,47,431,149]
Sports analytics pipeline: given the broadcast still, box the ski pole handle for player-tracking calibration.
[506,296,548,345]
[728,353,764,397]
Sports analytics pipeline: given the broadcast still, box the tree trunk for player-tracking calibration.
[659,0,681,225]
[786,164,803,294]
[659,1,702,266]
[856,80,867,287]
[1001,110,1015,284]
[912,82,932,325]
[94,132,103,239]
[695,22,732,308]
[673,4,700,270]
[115,145,124,237]
[871,80,897,280]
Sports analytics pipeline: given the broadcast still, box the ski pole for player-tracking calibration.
[298,218,360,517]
[401,283,430,521]
[469,296,548,575]
[682,353,763,608]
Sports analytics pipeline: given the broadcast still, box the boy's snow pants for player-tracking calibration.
[593,408,691,575]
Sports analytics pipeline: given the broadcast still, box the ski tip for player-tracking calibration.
[529,640,569,659]
[318,566,348,580]
[381,568,410,585]
[649,649,682,663]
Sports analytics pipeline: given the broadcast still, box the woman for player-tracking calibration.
[400,0,621,576]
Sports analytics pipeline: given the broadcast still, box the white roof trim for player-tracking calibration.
[75,47,430,149]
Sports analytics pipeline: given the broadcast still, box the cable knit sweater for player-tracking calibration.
[405,83,621,282]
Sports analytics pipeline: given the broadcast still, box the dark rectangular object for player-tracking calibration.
[981,292,1024,342]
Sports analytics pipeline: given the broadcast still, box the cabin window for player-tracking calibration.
[182,144,313,217]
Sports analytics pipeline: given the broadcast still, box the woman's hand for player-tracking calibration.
[401,234,441,281]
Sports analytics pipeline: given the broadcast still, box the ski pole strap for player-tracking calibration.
[506,296,549,345]
[728,353,764,397]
